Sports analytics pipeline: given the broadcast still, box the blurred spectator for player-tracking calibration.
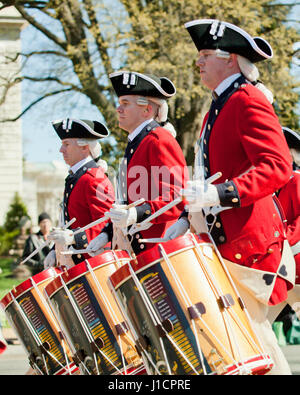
[21,212,52,275]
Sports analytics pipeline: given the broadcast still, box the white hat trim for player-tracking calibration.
[109,71,176,97]
[51,118,109,138]
[184,19,273,60]
[283,127,300,141]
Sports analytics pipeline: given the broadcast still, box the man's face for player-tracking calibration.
[39,219,51,235]
[59,138,88,166]
[196,49,230,90]
[116,95,149,134]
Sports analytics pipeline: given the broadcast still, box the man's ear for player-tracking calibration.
[228,53,238,68]
[82,144,90,154]
[143,104,153,117]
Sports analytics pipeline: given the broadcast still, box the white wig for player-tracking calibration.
[136,96,177,137]
[237,55,274,104]
[77,139,108,172]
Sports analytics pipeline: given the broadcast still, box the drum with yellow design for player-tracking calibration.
[110,233,274,375]
[0,268,78,375]
[44,250,145,375]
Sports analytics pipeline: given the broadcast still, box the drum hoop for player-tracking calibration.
[45,254,130,298]
[136,233,210,267]
[62,251,130,284]
[0,293,13,310]
[4,268,60,304]
[110,241,213,289]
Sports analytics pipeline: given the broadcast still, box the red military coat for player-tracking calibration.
[200,80,293,305]
[119,121,188,254]
[64,160,114,263]
[278,170,300,284]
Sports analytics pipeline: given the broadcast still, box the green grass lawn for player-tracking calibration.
[0,257,22,327]
[0,257,21,299]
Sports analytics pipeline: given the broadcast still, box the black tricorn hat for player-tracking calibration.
[185,19,273,63]
[282,127,300,149]
[109,71,176,99]
[52,119,110,140]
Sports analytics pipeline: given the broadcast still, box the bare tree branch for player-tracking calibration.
[15,5,68,50]
[0,87,74,122]
[3,50,69,63]
[83,0,114,78]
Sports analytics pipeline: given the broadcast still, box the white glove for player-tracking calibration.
[44,250,56,268]
[48,229,74,245]
[107,204,137,228]
[164,218,190,241]
[182,180,220,212]
[48,229,75,245]
[86,232,109,257]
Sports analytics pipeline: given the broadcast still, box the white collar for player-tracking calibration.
[215,73,242,96]
[70,155,92,174]
[128,119,153,142]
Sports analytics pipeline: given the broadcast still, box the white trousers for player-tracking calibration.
[233,282,292,375]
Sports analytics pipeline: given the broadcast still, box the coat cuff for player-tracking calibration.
[216,181,240,208]
[136,203,152,223]
[101,221,113,242]
[73,228,89,249]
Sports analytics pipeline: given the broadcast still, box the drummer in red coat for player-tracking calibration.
[166,19,294,374]
[86,71,188,256]
[45,119,114,266]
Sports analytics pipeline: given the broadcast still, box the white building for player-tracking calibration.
[0,5,66,227]
[0,5,24,224]
[23,160,67,226]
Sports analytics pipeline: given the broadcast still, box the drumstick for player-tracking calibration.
[60,248,90,255]
[205,171,222,184]
[61,198,146,255]
[128,197,182,236]
[73,198,146,235]
[128,172,222,237]
[138,238,169,244]
[20,217,76,265]
[129,196,183,236]
[73,216,107,235]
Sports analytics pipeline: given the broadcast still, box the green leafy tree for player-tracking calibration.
[0,193,30,255]
[3,192,30,232]
[0,0,299,165]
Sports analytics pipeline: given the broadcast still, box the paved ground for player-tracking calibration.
[0,344,29,375]
[0,342,299,375]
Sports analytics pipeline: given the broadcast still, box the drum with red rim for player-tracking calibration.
[45,250,146,375]
[0,268,78,375]
[110,233,274,375]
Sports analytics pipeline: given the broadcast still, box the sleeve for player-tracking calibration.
[279,174,300,248]
[218,91,292,208]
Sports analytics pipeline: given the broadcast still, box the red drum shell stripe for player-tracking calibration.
[55,362,78,376]
[0,268,61,309]
[0,292,12,310]
[45,249,130,298]
[110,233,211,289]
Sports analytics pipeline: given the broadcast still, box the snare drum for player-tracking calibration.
[44,250,146,375]
[0,268,78,375]
[110,233,274,375]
